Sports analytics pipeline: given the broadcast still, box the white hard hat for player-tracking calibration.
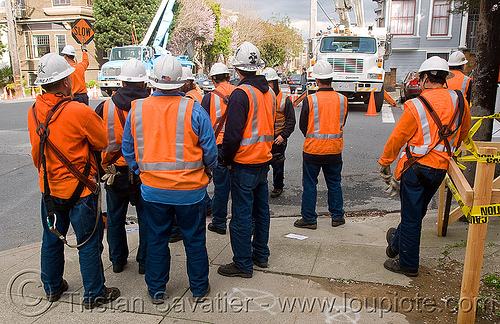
[209,63,230,77]
[61,45,76,56]
[310,60,334,79]
[181,67,195,81]
[34,53,75,85]
[149,55,184,90]
[448,51,468,67]
[416,56,454,79]
[232,41,265,71]
[262,67,280,81]
[117,58,148,82]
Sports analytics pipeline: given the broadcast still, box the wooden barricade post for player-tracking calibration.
[457,146,496,323]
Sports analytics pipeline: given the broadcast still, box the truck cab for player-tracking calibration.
[97,45,154,96]
[309,26,391,111]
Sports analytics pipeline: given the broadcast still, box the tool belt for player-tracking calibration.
[402,90,465,185]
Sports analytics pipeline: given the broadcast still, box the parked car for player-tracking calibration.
[194,73,214,94]
[288,74,302,94]
[229,68,240,86]
[399,69,421,103]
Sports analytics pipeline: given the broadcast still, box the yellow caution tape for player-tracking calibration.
[470,204,500,218]
[444,174,488,224]
[455,114,500,164]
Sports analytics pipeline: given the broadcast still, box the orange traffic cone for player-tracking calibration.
[31,87,36,99]
[365,91,378,116]
[2,87,7,100]
[8,89,13,100]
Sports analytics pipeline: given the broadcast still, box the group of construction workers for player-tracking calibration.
[27,37,473,308]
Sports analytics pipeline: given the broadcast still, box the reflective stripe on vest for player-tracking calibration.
[213,94,225,132]
[275,98,286,128]
[306,93,345,139]
[408,90,460,155]
[239,84,276,146]
[134,98,204,171]
[103,99,121,152]
[461,76,469,94]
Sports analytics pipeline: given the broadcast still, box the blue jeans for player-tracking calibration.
[143,199,209,298]
[301,161,344,223]
[390,164,446,271]
[211,163,231,228]
[41,193,106,303]
[271,142,287,189]
[171,192,211,235]
[229,165,271,273]
[105,172,147,267]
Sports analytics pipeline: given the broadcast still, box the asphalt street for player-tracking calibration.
[0,94,403,251]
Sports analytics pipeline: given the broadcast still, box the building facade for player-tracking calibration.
[374,0,474,82]
[1,0,99,86]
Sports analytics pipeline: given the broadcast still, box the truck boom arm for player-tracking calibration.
[333,0,364,27]
[140,0,176,48]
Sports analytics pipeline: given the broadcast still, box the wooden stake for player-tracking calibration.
[457,146,496,323]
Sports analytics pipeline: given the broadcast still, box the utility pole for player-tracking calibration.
[310,0,317,42]
[5,0,24,99]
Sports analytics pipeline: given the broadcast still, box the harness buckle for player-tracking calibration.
[36,123,49,139]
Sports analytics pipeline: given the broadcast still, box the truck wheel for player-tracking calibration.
[374,87,384,112]
[101,89,113,97]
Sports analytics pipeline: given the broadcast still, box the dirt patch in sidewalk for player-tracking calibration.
[311,259,500,323]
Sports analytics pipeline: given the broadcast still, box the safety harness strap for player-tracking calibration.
[212,89,230,138]
[106,103,127,166]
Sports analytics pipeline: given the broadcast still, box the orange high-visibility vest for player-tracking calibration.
[274,90,288,137]
[101,98,127,169]
[209,83,236,145]
[233,84,276,165]
[394,89,466,179]
[303,91,347,155]
[447,70,470,99]
[130,96,209,190]
[186,89,203,103]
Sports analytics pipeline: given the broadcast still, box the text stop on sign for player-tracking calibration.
[71,19,94,45]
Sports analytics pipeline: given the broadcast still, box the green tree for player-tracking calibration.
[260,16,303,68]
[93,0,161,50]
[203,2,233,66]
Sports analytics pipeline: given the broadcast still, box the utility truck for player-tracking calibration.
[307,0,391,111]
[97,0,193,96]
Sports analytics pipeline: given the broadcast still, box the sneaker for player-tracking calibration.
[293,218,317,229]
[138,264,146,275]
[112,262,126,273]
[383,259,418,277]
[331,217,346,227]
[47,279,68,302]
[252,255,268,268]
[192,283,211,303]
[217,262,252,278]
[208,223,226,235]
[386,228,398,258]
[270,188,283,198]
[169,232,183,243]
[82,287,121,309]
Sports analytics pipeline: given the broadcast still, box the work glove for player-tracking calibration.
[101,164,121,186]
[378,164,392,184]
[81,43,87,52]
[386,177,400,197]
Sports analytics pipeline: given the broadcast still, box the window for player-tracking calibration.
[55,35,66,54]
[86,0,93,6]
[427,52,449,60]
[320,37,377,54]
[430,0,451,36]
[25,33,33,59]
[390,0,416,35]
[33,35,50,58]
[53,0,70,6]
[466,10,479,53]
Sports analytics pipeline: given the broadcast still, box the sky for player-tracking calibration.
[221,0,379,39]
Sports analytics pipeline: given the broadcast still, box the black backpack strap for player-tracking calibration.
[212,89,229,105]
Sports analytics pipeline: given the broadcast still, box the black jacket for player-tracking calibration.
[95,85,150,117]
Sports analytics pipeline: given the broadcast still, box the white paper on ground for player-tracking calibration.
[285,233,308,240]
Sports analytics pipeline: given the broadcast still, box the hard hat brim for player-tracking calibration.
[414,70,455,80]
[149,76,184,90]
[117,75,148,82]
[233,59,265,72]
[310,71,335,79]
[34,66,75,85]
[448,60,468,67]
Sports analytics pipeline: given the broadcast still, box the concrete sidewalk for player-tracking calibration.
[1,212,499,323]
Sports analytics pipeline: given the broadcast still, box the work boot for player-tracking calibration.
[208,223,226,235]
[270,187,283,198]
[47,279,68,302]
[192,283,211,303]
[112,261,126,273]
[331,217,346,227]
[383,259,418,277]
[217,262,252,278]
[138,264,146,275]
[149,291,166,305]
[293,218,317,229]
[386,227,398,258]
[252,254,268,268]
[169,232,183,243]
[82,287,121,309]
